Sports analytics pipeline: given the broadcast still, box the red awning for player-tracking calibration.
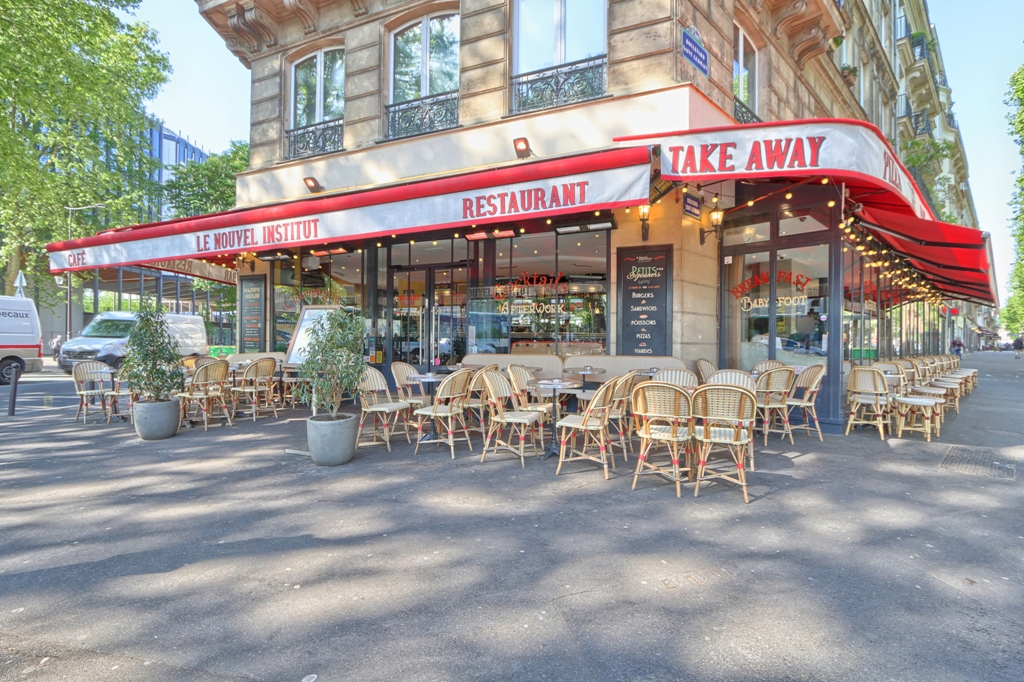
[856,206,998,306]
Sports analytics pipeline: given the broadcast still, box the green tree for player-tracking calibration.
[0,0,170,297]
[162,141,249,218]
[1001,66,1024,334]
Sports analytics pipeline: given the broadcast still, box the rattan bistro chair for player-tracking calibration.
[652,367,699,389]
[479,370,544,467]
[607,371,639,462]
[555,379,617,480]
[357,366,410,452]
[754,366,796,447]
[691,384,758,504]
[464,365,497,437]
[391,361,429,410]
[631,381,694,497]
[845,367,890,440]
[507,364,554,419]
[706,369,756,391]
[72,360,112,424]
[785,365,825,441]
[104,368,137,424]
[178,360,233,431]
[230,357,279,421]
[695,358,718,384]
[752,359,786,375]
[412,368,473,458]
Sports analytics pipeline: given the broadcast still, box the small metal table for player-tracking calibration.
[574,366,607,390]
[529,378,583,460]
[634,367,661,378]
[409,373,444,442]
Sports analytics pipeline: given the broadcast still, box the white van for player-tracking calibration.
[59,311,208,372]
[0,295,43,384]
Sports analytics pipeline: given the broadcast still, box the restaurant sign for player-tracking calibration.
[618,246,672,356]
[648,121,930,220]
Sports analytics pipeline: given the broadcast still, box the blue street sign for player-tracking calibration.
[683,193,702,220]
[682,28,709,77]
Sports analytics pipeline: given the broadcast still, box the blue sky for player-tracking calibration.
[131,0,1024,301]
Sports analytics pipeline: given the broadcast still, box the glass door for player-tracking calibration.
[432,266,467,366]
[391,264,467,371]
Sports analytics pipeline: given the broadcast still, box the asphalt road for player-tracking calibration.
[0,354,1021,681]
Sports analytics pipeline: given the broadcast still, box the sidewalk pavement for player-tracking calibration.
[0,353,1022,681]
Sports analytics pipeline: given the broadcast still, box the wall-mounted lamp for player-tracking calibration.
[637,204,651,241]
[512,137,532,159]
[303,176,325,193]
[700,208,725,245]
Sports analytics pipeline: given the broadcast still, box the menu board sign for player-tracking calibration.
[240,276,266,353]
[618,246,672,356]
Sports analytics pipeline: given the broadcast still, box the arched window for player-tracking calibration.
[514,0,606,75]
[292,48,345,129]
[391,14,460,103]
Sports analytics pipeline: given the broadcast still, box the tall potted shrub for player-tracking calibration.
[121,297,185,440]
[294,308,367,465]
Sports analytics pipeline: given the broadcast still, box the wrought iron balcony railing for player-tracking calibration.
[287,118,344,160]
[934,71,947,87]
[385,90,459,140]
[733,97,761,124]
[897,94,911,119]
[911,110,932,137]
[510,56,607,115]
[945,111,958,130]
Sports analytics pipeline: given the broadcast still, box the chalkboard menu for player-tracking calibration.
[240,276,266,353]
[618,246,672,356]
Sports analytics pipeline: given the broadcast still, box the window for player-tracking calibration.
[292,48,345,129]
[733,25,757,108]
[514,0,606,74]
[391,14,460,103]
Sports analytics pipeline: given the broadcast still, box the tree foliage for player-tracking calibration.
[0,0,170,297]
[1001,65,1024,334]
[121,295,184,402]
[162,141,249,219]
[295,309,367,419]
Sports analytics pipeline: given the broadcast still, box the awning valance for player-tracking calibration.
[47,146,652,274]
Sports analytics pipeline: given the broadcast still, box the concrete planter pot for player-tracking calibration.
[133,398,180,441]
[307,413,358,466]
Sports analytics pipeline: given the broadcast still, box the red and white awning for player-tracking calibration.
[47,146,652,275]
[617,118,998,305]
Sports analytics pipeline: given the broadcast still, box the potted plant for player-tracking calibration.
[121,297,185,440]
[294,308,367,465]
[840,64,858,86]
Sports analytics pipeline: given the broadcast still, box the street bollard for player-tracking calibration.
[7,363,20,416]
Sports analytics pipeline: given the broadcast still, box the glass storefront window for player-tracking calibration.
[557,232,607,355]
[723,213,770,247]
[508,232,558,354]
[722,250,771,371]
[273,257,301,353]
[775,244,829,371]
[778,205,830,238]
[330,251,363,314]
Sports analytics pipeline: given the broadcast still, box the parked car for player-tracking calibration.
[60,311,208,372]
[0,295,43,384]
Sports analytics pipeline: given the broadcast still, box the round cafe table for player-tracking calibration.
[409,373,444,442]
[529,378,583,461]
[634,367,661,378]
[574,366,607,390]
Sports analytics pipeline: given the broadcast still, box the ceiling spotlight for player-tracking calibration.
[785,192,793,200]
[513,137,532,159]
[303,176,324,193]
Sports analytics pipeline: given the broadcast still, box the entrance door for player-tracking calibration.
[391,265,467,370]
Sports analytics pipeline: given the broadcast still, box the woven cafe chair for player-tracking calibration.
[927,376,962,414]
[896,359,918,386]
[178,360,233,431]
[630,381,694,497]
[358,366,411,452]
[464,365,498,436]
[607,371,639,462]
[910,358,934,384]
[507,364,554,423]
[754,366,796,448]
[412,368,473,458]
[691,384,758,504]
[845,367,890,440]
[892,395,942,442]
[785,365,825,441]
[695,358,718,384]
[873,362,907,398]
[230,357,279,422]
[479,370,544,467]
[104,367,137,424]
[181,356,200,371]
[72,360,112,424]
[183,355,219,386]
[752,359,785,375]
[555,379,617,480]
[391,361,430,410]
[706,369,756,391]
[652,367,699,388]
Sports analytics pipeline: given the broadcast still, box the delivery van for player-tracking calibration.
[59,311,208,372]
[0,295,44,384]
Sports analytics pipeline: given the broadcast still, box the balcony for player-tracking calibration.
[385,91,459,140]
[911,111,933,137]
[510,56,607,115]
[733,98,761,124]
[897,94,911,119]
[287,119,344,160]
[934,71,948,87]
[945,111,958,130]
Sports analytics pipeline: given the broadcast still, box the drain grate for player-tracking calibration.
[939,446,1016,480]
